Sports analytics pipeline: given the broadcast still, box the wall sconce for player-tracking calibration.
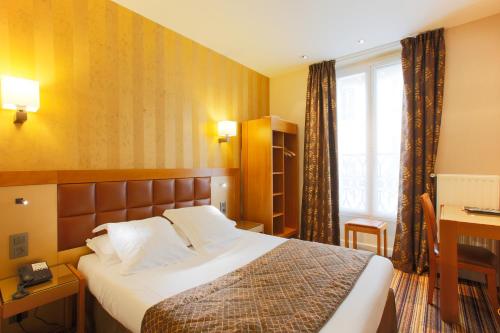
[15,198,29,206]
[1,76,40,125]
[217,120,237,143]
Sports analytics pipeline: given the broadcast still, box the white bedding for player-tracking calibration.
[78,231,393,333]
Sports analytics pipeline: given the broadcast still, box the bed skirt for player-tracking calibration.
[86,288,397,333]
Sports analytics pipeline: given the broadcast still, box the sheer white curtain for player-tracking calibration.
[337,57,403,248]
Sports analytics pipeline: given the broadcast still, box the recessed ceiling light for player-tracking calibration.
[301,55,308,59]
[357,39,365,45]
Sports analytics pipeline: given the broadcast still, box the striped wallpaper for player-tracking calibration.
[0,0,269,170]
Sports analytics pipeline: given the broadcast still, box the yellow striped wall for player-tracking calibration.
[0,0,269,170]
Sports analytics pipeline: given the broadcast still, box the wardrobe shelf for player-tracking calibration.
[242,116,299,238]
[275,227,298,239]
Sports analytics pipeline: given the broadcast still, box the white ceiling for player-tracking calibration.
[112,0,500,77]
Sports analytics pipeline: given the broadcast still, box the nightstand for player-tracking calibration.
[0,264,85,333]
[236,220,264,233]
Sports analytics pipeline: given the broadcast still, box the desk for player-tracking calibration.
[440,205,500,323]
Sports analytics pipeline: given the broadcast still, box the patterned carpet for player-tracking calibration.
[391,270,499,332]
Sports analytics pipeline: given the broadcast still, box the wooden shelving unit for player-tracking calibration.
[242,116,299,237]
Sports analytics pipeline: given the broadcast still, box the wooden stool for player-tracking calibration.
[344,218,387,257]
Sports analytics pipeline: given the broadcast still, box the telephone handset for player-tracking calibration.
[12,261,53,300]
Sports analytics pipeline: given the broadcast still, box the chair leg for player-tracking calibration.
[428,260,436,305]
[353,231,357,249]
[485,271,499,311]
[345,227,349,249]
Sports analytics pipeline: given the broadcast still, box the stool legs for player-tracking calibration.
[344,226,349,248]
[377,233,381,255]
[383,229,387,257]
[344,225,387,258]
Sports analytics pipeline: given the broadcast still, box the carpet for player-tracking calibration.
[391,270,499,332]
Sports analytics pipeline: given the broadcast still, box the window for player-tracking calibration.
[337,57,403,220]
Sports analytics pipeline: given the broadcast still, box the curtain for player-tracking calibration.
[392,28,446,274]
[301,60,340,245]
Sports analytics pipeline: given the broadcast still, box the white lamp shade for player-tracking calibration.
[218,120,237,137]
[1,76,40,112]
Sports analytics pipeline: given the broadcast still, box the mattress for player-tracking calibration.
[78,231,393,333]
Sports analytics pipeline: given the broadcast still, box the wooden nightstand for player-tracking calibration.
[236,220,264,233]
[0,264,85,333]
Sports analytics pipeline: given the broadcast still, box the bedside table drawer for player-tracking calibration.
[1,280,78,318]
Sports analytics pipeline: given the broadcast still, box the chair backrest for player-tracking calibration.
[420,193,438,258]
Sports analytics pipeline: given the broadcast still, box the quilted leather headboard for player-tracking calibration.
[57,177,211,250]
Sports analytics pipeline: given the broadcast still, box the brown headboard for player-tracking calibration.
[57,177,211,251]
[0,168,238,278]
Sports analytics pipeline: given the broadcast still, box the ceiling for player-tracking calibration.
[112,0,500,77]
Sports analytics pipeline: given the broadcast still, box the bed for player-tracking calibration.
[79,230,394,333]
[57,174,396,333]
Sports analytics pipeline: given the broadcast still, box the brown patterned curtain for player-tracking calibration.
[301,60,340,245]
[392,28,445,274]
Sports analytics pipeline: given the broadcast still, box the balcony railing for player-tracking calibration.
[338,152,399,218]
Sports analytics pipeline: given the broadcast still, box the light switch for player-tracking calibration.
[9,232,28,259]
[220,201,227,215]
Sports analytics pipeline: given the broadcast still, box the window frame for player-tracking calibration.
[336,53,402,222]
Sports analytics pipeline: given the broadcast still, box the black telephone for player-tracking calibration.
[18,261,53,287]
[12,262,52,300]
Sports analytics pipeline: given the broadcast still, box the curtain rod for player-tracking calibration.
[335,40,401,66]
[335,27,443,64]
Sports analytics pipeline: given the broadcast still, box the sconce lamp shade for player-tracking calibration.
[218,121,237,138]
[1,76,40,112]
[217,120,237,143]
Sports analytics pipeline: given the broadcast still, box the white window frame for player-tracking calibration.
[336,52,402,223]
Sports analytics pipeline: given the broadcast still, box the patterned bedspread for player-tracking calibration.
[142,239,374,333]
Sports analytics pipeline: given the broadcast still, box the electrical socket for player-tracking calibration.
[219,201,227,215]
[9,232,28,259]
[9,311,28,324]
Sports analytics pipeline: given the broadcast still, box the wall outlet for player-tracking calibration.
[219,201,227,215]
[9,311,28,324]
[9,232,28,259]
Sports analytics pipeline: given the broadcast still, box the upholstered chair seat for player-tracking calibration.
[456,244,497,268]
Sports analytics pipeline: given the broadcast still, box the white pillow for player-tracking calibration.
[94,217,196,275]
[172,223,192,247]
[163,205,241,250]
[85,234,120,265]
[168,214,236,247]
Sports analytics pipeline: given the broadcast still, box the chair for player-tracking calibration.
[420,193,499,310]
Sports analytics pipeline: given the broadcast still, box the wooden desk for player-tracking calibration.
[440,205,500,323]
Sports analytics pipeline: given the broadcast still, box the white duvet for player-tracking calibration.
[78,231,393,333]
